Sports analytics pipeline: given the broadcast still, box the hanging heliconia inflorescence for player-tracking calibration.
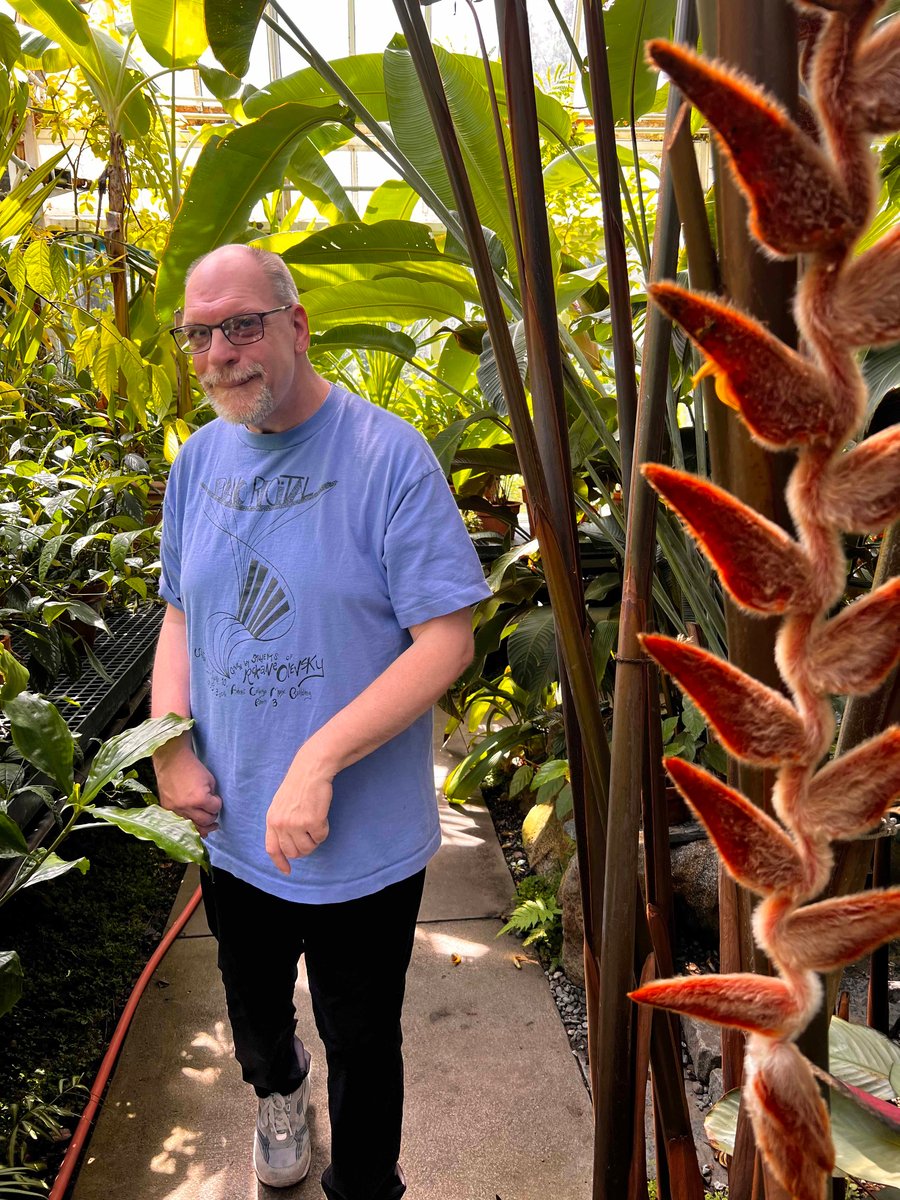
[629,2,900,1198]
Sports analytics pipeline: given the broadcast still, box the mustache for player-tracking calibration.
[200,365,265,389]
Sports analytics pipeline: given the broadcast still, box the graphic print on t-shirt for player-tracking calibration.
[198,470,336,685]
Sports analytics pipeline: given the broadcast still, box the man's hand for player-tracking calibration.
[265,752,333,874]
[155,743,222,838]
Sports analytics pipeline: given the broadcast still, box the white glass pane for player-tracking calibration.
[350,0,403,54]
[429,1,499,56]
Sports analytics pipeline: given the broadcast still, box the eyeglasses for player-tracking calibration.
[170,304,294,355]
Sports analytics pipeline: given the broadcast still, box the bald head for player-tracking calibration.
[185,244,299,308]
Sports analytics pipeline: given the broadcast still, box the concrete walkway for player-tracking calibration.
[72,718,593,1199]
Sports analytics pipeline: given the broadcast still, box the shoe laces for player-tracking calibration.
[260,1092,295,1141]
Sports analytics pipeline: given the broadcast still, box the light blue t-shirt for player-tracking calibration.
[159,385,491,902]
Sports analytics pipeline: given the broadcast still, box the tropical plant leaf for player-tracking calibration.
[0,812,28,858]
[92,805,206,865]
[81,714,193,804]
[862,342,900,427]
[0,950,23,1018]
[301,278,465,328]
[443,724,531,801]
[365,180,419,223]
[0,645,28,703]
[308,324,417,362]
[6,0,150,137]
[155,102,347,319]
[132,0,207,69]
[830,1016,900,1101]
[3,692,74,794]
[281,219,447,266]
[0,12,21,70]
[288,135,358,223]
[477,321,527,413]
[600,0,676,122]
[17,850,89,890]
[204,0,265,78]
[507,607,558,693]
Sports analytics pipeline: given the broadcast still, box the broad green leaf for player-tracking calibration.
[509,763,534,798]
[0,147,70,241]
[533,759,568,787]
[0,950,23,1018]
[132,0,207,69]
[862,342,900,428]
[3,692,74,794]
[555,781,574,820]
[110,529,144,571]
[57,598,110,633]
[92,805,206,865]
[0,812,28,857]
[0,645,29,703]
[592,616,619,680]
[288,136,358,224]
[384,38,518,283]
[282,220,447,266]
[308,324,417,361]
[365,180,419,224]
[7,0,151,137]
[18,20,74,71]
[429,410,504,475]
[18,850,89,890]
[830,1016,900,1101]
[557,265,608,311]
[598,0,676,123]
[301,278,465,329]
[243,50,571,145]
[205,0,265,78]
[478,321,527,413]
[198,64,242,100]
[155,102,347,319]
[81,713,193,804]
[444,724,531,801]
[0,13,21,70]
[437,333,477,393]
[508,607,558,693]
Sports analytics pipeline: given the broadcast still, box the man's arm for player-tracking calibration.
[151,604,222,837]
[265,607,475,873]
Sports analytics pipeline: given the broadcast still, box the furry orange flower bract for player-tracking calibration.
[632,4,900,1197]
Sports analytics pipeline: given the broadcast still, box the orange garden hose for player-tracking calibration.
[49,884,204,1200]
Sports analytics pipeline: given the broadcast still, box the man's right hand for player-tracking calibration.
[154,744,222,838]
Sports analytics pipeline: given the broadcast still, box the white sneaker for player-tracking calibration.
[253,1042,311,1188]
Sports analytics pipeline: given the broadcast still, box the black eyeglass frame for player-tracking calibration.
[170,304,294,354]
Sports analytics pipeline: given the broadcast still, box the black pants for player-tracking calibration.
[200,865,425,1200]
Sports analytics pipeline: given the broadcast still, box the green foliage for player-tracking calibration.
[498,873,563,963]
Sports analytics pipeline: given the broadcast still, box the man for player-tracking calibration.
[152,244,491,1198]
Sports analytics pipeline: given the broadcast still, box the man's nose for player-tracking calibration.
[206,327,240,367]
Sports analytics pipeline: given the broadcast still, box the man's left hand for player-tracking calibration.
[265,755,333,874]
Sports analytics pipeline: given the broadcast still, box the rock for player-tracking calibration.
[682,1015,722,1086]
[670,839,719,934]
[707,1067,724,1108]
[558,853,584,988]
[521,801,574,877]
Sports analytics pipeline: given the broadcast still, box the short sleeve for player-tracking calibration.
[383,467,491,629]
[158,455,184,610]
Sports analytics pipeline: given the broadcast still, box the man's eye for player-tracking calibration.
[228,316,258,332]
[184,327,208,347]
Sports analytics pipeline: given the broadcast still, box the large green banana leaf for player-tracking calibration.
[364,180,419,223]
[205,0,266,79]
[589,0,676,123]
[0,12,20,69]
[7,0,151,138]
[0,147,71,241]
[288,136,358,223]
[132,0,208,69]
[155,102,347,319]
[301,278,465,329]
[242,49,571,146]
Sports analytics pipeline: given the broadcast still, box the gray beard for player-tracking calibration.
[206,381,279,428]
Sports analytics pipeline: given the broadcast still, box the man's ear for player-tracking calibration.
[293,304,311,353]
